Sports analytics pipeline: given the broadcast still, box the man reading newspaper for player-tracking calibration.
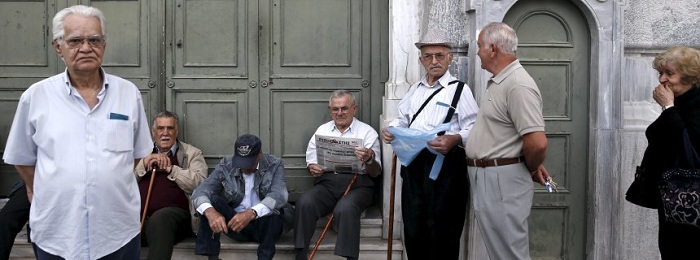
[294,90,382,260]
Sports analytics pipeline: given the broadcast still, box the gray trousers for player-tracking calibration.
[294,173,373,259]
[468,163,533,260]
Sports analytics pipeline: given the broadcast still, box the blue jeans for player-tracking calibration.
[195,196,283,260]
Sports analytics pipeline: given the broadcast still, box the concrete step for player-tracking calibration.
[7,205,403,260]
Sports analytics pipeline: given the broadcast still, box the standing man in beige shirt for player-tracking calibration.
[465,22,551,260]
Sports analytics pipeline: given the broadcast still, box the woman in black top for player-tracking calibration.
[639,46,700,259]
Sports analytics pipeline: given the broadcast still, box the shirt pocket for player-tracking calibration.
[105,119,134,152]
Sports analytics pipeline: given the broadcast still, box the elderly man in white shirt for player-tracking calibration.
[2,5,152,259]
[381,29,478,259]
[294,90,382,260]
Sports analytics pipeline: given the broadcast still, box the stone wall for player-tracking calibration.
[624,0,700,49]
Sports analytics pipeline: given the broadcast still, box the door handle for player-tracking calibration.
[249,80,257,88]
[362,80,370,88]
[260,80,269,88]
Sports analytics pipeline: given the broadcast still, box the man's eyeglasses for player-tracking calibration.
[60,35,106,48]
[330,107,352,114]
[421,53,449,61]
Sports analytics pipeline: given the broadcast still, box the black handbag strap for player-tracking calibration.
[682,129,700,169]
[408,87,444,127]
[438,80,465,136]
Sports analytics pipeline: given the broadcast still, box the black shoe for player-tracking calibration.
[295,248,308,260]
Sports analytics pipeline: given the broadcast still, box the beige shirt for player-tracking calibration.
[465,60,545,159]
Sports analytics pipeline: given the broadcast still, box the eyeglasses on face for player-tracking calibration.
[421,52,449,61]
[330,106,352,114]
[60,35,106,48]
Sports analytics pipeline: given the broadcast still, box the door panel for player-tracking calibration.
[174,91,248,158]
[271,0,363,78]
[166,0,259,168]
[266,0,372,200]
[0,1,53,77]
[93,0,160,119]
[172,0,249,77]
[504,0,590,259]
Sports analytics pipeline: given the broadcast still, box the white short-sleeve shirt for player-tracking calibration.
[3,69,153,259]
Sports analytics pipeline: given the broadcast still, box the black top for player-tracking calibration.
[640,86,700,207]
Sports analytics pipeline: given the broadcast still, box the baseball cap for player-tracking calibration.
[232,134,262,169]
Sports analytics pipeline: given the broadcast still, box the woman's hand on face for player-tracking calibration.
[653,84,675,107]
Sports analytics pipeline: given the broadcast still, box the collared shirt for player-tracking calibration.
[3,69,153,259]
[306,118,382,171]
[465,60,545,159]
[165,142,179,155]
[388,71,479,145]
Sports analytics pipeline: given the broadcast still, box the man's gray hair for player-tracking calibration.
[329,89,356,105]
[52,5,107,42]
[152,111,180,130]
[481,22,518,55]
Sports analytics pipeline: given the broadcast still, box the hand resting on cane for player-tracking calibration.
[143,153,172,173]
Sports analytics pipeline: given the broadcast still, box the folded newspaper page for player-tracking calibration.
[315,134,363,173]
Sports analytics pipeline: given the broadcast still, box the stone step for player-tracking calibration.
[8,205,403,260]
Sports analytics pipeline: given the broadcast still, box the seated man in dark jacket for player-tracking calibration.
[192,134,292,260]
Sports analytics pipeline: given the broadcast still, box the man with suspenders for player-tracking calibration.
[381,29,478,259]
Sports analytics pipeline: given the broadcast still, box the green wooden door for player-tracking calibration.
[163,0,382,201]
[0,0,385,201]
[263,0,377,200]
[164,0,261,171]
[503,0,590,259]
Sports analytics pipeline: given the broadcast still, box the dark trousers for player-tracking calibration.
[196,196,283,260]
[294,173,373,260]
[33,234,140,260]
[0,182,31,259]
[142,207,193,260]
[658,209,700,259]
[401,148,469,260]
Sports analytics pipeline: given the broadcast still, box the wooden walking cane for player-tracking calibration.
[140,167,157,229]
[387,154,397,260]
[308,172,359,260]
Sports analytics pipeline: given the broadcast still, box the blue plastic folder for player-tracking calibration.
[387,123,451,180]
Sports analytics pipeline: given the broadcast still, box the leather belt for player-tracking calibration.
[466,156,525,167]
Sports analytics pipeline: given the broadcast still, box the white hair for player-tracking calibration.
[52,5,106,42]
[481,22,518,55]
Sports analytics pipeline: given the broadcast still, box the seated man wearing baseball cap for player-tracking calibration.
[191,134,292,260]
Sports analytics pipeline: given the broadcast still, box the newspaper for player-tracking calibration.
[315,134,364,173]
